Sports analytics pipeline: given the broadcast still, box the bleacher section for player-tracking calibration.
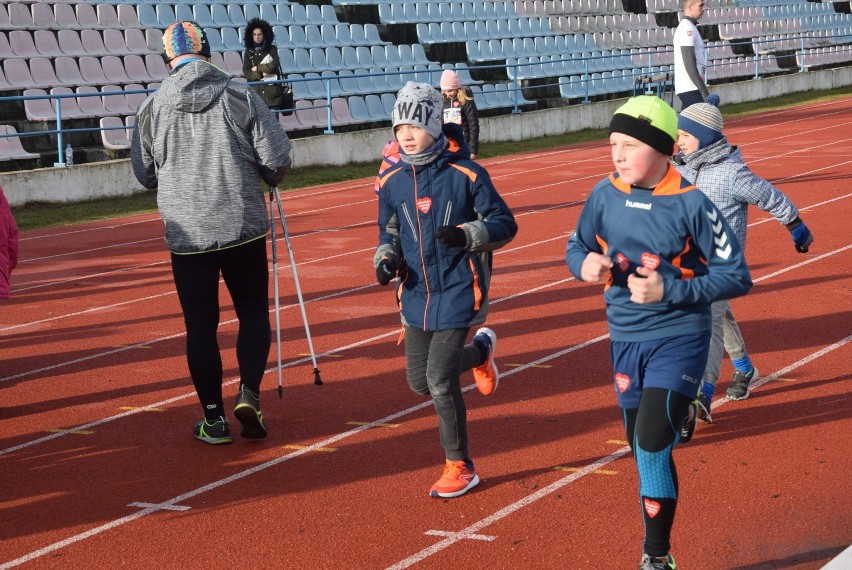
[2,0,852,168]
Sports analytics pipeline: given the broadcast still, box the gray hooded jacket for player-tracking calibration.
[131,60,292,253]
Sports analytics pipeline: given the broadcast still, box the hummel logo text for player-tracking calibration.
[626,199,652,211]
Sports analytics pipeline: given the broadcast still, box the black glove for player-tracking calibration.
[786,217,813,253]
[376,255,399,286]
[435,225,467,248]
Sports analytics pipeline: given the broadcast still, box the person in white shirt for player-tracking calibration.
[673,0,716,110]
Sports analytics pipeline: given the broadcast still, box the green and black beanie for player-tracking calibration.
[609,95,678,156]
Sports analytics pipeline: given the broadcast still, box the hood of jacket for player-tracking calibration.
[673,136,740,170]
[159,60,229,114]
[244,18,275,51]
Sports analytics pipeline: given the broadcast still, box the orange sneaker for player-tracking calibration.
[472,327,499,395]
[429,459,480,498]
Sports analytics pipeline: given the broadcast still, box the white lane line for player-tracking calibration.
[424,530,496,542]
[20,237,162,264]
[822,545,852,569]
[0,274,576,453]
[0,329,611,569]
[385,335,852,570]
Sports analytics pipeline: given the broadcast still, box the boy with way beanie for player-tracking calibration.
[566,95,752,569]
[373,82,517,498]
[673,102,814,416]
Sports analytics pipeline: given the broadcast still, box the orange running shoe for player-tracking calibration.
[472,327,499,395]
[429,459,480,498]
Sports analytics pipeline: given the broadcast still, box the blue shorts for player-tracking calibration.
[610,333,709,409]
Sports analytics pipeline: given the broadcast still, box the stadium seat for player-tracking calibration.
[331,97,363,125]
[222,51,244,77]
[118,5,139,28]
[222,27,243,51]
[104,29,131,56]
[101,85,134,116]
[125,84,149,114]
[100,116,131,150]
[211,5,232,27]
[144,54,169,81]
[347,95,370,121]
[9,31,38,60]
[97,4,120,29]
[0,125,40,161]
[124,29,151,56]
[75,85,108,117]
[23,89,57,122]
[137,5,159,29]
[228,5,248,28]
[2,59,36,90]
[34,31,62,58]
[31,3,56,28]
[76,4,100,29]
[81,29,108,56]
[365,93,386,120]
[8,3,34,29]
[50,87,87,120]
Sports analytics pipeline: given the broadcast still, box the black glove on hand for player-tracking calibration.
[786,217,814,253]
[376,256,399,286]
[435,225,467,249]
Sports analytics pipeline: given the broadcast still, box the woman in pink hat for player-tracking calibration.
[440,70,480,159]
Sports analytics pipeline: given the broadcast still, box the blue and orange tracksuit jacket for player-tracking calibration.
[375,124,517,331]
[566,165,752,342]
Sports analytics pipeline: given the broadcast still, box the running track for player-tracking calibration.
[1,98,850,569]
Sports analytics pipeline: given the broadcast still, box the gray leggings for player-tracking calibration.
[702,299,748,387]
[404,326,483,461]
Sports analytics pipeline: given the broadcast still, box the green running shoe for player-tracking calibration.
[193,416,232,445]
[234,385,268,439]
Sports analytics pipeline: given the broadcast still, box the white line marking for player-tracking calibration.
[0,330,612,568]
[385,335,852,570]
[127,502,191,512]
[424,530,496,542]
[821,545,852,569]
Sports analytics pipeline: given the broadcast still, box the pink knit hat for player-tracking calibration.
[440,70,462,90]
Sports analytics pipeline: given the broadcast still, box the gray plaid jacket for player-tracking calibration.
[672,137,799,249]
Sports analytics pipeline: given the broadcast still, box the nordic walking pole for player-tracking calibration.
[268,188,284,398]
[273,185,323,386]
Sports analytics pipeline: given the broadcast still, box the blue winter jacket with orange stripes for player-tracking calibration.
[375,124,517,331]
[566,164,752,342]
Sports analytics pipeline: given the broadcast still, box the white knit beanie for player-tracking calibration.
[392,82,443,140]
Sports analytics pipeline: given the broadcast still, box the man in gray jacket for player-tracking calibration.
[131,21,292,445]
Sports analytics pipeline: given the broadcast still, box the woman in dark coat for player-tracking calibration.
[242,19,287,110]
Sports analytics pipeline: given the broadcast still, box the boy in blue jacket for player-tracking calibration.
[374,82,517,498]
[566,95,752,569]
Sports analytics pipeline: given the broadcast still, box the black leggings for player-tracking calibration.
[622,388,693,558]
[171,237,271,419]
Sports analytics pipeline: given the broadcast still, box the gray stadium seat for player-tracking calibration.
[100,116,131,150]
[23,89,56,122]
[10,31,38,59]
[0,125,40,161]
[104,29,131,56]
[50,87,87,119]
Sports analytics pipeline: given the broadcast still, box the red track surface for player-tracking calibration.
[2,99,850,569]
